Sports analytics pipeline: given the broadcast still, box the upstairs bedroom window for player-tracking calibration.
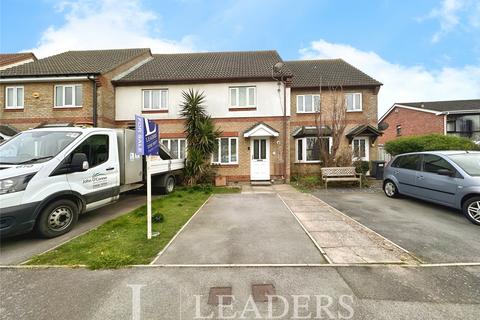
[5,86,24,109]
[297,94,320,113]
[230,86,255,108]
[345,93,362,112]
[55,84,82,108]
[143,89,168,110]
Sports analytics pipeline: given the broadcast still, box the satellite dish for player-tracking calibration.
[273,62,285,73]
[378,122,389,131]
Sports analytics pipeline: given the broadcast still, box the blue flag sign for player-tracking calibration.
[135,115,160,156]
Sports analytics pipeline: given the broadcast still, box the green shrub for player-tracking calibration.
[385,134,478,156]
[353,160,370,175]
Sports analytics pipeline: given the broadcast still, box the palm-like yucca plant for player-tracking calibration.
[180,89,221,185]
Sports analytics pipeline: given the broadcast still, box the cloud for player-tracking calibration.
[300,40,480,118]
[27,0,193,58]
[424,0,480,42]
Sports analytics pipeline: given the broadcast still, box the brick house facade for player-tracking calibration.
[378,100,480,145]
[1,49,382,184]
[0,49,152,130]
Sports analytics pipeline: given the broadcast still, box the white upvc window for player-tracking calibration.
[161,139,186,159]
[5,86,24,109]
[142,89,168,110]
[54,84,82,108]
[212,137,238,164]
[345,92,362,112]
[295,136,332,163]
[296,94,320,113]
[229,86,255,108]
[352,137,369,161]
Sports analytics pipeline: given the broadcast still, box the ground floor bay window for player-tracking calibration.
[295,136,331,163]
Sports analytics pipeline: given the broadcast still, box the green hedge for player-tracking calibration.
[384,134,478,156]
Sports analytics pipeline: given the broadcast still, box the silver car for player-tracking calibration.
[383,151,480,225]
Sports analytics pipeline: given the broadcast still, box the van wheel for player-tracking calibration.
[36,199,79,238]
[462,197,480,226]
[383,180,399,198]
[161,176,175,194]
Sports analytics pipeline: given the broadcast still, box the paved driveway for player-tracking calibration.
[154,193,326,264]
[0,194,148,265]
[313,189,480,263]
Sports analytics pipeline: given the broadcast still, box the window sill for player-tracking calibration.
[142,109,168,114]
[229,107,256,112]
[346,110,363,113]
[54,106,83,110]
[4,108,24,112]
[296,111,319,114]
[212,163,239,167]
[295,161,321,164]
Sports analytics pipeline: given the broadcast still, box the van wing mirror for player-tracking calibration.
[71,153,89,172]
[437,169,453,177]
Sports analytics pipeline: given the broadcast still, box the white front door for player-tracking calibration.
[352,137,370,161]
[250,138,270,181]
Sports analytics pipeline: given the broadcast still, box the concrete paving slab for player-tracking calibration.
[154,193,326,264]
[311,231,379,248]
[293,210,343,221]
[303,220,357,232]
[350,246,402,263]
[323,247,366,263]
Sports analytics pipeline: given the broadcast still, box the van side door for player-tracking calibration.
[416,154,461,206]
[391,154,422,196]
[65,132,119,211]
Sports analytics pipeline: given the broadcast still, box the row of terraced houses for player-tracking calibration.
[0,48,382,183]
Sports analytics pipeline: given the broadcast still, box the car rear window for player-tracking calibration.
[392,155,421,170]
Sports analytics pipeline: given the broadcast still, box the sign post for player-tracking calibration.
[135,115,160,239]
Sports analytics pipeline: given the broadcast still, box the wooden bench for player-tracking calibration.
[321,167,362,189]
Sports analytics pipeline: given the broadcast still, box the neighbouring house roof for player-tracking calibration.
[378,99,480,123]
[346,124,382,143]
[285,59,382,88]
[0,53,37,67]
[243,122,279,137]
[115,50,292,84]
[0,48,151,77]
[292,125,332,138]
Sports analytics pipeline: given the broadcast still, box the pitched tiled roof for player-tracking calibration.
[399,99,480,112]
[0,48,150,77]
[0,53,36,67]
[285,59,382,88]
[116,50,292,83]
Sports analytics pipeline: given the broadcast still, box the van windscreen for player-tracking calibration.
[0,131,81,165]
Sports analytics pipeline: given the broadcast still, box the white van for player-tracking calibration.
[0,126,184,238]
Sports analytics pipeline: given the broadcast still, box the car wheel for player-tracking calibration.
[161,175,175,194]
[36,199,79,238]
[462,197,480,226]
[383,180,399,198]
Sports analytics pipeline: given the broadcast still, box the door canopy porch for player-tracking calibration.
[346,124,382,144]
[243,122,279,138]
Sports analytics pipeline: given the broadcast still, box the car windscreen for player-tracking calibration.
[0,131,81,165]
[448,153,480,176]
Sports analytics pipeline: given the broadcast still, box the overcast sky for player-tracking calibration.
[1,0,479,117]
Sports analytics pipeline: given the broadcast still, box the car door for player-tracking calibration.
[65,132,119,210]
[416,154,461,206]
[391,154,422,195]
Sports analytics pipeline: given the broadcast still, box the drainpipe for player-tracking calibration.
[88,75,98,127]
[282,79,288,182]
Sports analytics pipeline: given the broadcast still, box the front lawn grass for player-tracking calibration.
[26,186,239,269]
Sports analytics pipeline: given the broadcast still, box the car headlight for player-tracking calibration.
[0,173,37,195]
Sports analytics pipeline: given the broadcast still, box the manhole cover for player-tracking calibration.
[208,287,233,305]
[252,284,277,302]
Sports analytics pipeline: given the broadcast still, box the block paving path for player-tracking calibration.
[272,184,419,264]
